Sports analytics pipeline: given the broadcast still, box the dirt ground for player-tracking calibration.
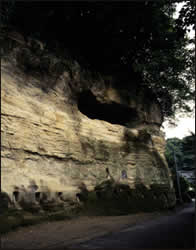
[1,208,182,249]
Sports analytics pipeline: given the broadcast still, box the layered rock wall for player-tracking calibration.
[1,33,175,212]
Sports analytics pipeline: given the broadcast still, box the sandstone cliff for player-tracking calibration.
[1,31,176,214]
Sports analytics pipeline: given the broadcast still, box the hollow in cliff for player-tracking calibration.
[78,90,139,127]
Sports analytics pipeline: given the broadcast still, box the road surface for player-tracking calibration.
[69,202,195,249]
[2,202,195,249]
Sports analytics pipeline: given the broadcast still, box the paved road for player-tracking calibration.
[69,202,195,249]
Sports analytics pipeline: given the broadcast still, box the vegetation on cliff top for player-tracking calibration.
[1,1,195,121]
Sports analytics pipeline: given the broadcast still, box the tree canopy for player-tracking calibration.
[165,133,195,199]
[1,0,195,121]
[165,133,195,171]
[165,137,184,169]
[182,133,195,169]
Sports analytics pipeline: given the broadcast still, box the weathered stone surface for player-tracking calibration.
[1,34,175,212]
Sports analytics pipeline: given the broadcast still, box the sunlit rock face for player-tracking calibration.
[1,33,175,212]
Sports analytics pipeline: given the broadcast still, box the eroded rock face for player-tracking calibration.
[1,34,175,212]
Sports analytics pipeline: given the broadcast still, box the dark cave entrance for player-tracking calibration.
[77,90,139,126]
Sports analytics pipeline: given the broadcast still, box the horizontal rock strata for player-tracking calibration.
[1,35,176,213]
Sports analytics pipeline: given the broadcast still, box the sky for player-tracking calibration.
[163,116,195,139]
[162,2,195,139]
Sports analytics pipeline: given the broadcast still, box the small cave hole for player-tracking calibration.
[39,192,48,203]
[96,191,102,199]
[13,191,19,202]
[106,167,111,178]
[35,192,41,201]
[113,188,119,196]
[76,193,81,202]
[76,193,87,202]
[77,90,139,126]
[57,192,62,197]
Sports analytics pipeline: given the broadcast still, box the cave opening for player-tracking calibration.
[35,192,41,202]
[13,191,19,202]
[78,90,138,126]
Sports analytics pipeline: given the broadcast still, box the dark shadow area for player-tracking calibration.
[78,90,139,126]
[13,191,19,202]
[77,178,177,216]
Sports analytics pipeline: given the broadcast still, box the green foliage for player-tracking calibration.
[0,180,176,234]
[181,132,195,169]
[173,173,190,193]
[176,0,195,30]
[1,1,195,120]
[79,180,175,215]
[172,173,192,202]
[0,206,78,234]
[165,133,195,201]
[165,133,195,170]
[165,137,184,169]
[1,0,16,25]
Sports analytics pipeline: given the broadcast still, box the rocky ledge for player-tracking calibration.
[1,32,176,216]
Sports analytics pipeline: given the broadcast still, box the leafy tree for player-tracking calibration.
[1,0,15,24]
[1,1,195,121]
[165,133,195,170]
[176,0,195,30]
[165,137,184,170]
[165,134,195,201]
[172,173,192,201]
[181,132,195,169]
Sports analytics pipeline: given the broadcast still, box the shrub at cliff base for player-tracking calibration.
[79,180,175,216]
[172,174,194,202]
[0,180,176,234]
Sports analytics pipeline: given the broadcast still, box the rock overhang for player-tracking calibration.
[1,32,175,214]
[77,90,139,127]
